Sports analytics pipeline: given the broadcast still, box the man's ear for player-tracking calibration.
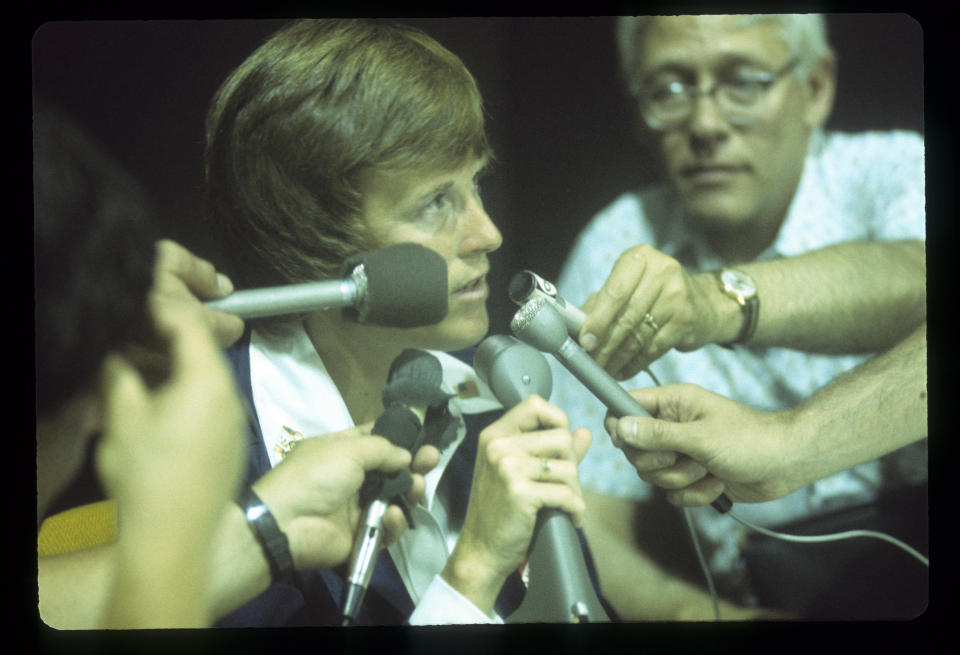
[803,53,837,129]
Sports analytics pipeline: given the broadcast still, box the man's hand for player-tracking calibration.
[442,396,591,614]
[577,245,736,380]
[604,384,799,506]
[150,239,245,347]
[97,303,248,541]
[252,427,439,571]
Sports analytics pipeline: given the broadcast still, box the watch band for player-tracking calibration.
[736,292,759,344]
[716,270,760,346]
[238,487,294,583]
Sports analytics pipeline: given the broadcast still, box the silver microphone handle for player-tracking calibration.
[554,337,653,419]
[205,278,358,319]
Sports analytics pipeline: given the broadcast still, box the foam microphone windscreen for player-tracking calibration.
[341,242,448,328]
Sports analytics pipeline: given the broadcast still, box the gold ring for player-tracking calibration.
[539,458,552,480]
[643,313,660,333]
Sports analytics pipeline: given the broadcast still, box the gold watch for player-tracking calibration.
[717,269,759,345]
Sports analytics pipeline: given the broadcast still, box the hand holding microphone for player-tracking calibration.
[341,349,450,626]
[474,335,609,623]
[510,297,733,515]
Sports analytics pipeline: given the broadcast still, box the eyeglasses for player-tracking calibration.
[634,59,798,131]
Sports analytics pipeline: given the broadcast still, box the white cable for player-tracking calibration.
[727,510,929,567]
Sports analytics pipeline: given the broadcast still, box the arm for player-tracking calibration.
[580,240,926,380]
[580,491,775,620]
[608,323,927,506]
[39,429,429,628]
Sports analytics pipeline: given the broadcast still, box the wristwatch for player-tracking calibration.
[716,269,759,345]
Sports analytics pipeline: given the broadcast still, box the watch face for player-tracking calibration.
[721,270,756,297]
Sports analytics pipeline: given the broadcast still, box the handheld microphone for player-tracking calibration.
[473,335,609,623]
[508,270,587,337]
[510,298,732,515]
[205,242,448,328]
[341,349,448,626]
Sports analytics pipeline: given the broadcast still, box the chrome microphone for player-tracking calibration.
[508,270,587,337]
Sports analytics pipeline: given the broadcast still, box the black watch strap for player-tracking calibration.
[238,487,294,583]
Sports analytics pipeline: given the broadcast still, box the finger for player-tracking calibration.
[404,473,427,507]
[644,456,709,490]
[528,456,580,487]
[488,427,580,463]
[528,481,588,527]
[597,292,661,374]
[620,445,677,472]
[492,395,568,434]
[100,352,148,423]
[380,504,410,548]
[578,248,648,351]
[571,426,592,462]
[155,239,234,300]
[580,247,653,358]
[664,476,726,508]
[412,444,441,475]
[350,435,414,474]
[209,311,246,348]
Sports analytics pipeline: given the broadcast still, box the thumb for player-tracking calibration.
[614,414,689,456]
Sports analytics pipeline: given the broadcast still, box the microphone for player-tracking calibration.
[510,298,732,515]
[508,270,587,337]
[205,242,448,327]
[473,335,609,623]
[341,349,448,626]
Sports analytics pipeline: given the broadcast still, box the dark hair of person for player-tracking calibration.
[34,105,157,415]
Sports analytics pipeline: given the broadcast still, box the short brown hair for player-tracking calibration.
[204,19,490,295]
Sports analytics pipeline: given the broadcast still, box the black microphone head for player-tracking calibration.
[382,349,450,409]
[510,298,569,355]
[473,334,552,409]
[372,403,423,452]
[341,242,448,328]
[508,271,537,305]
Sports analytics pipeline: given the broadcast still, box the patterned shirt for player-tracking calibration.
[552,129,927,591]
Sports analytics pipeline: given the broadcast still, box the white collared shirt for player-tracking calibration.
[249,324,506,624]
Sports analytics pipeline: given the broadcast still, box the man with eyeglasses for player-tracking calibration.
[551,15,926,620]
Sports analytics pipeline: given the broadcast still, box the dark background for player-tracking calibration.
[32,14,925,336]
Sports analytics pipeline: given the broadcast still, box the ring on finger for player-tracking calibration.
[539,457,552,481]
[642,313,660,333]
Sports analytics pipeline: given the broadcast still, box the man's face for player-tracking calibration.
[635,16,831,236]
[360,155,503,352]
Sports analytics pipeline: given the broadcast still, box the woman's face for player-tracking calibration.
[358,154,503,353]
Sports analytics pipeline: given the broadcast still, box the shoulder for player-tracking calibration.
[817,130,924,178]
[564,188,667,263]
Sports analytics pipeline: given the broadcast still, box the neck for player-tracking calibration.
[704,217,782,265]
[302,312,409,426]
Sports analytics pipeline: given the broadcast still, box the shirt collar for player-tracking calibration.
[248,322,505,506]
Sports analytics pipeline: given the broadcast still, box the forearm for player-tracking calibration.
[701,240,926,352]
[782,323,927,493]
[581,491,756,620]
[205,502,274,621]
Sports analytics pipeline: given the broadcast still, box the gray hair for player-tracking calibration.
[616,14,833,95]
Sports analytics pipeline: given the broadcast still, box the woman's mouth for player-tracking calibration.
[452,275,488,299]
